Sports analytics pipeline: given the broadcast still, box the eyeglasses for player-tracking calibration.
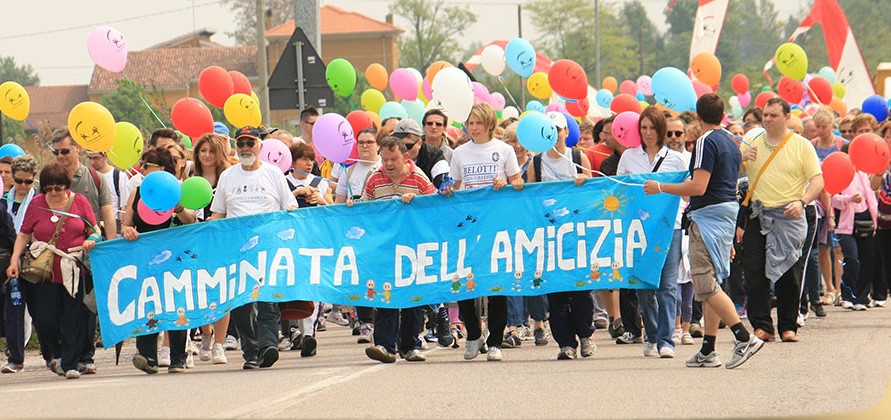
[235,139,257,148]
[357,140,377,146]
[88,155,105,161]
[44,185,65,192]
[403,141,418,149]
[666,131,684,138]
[425,121,445,127]
[14,178,33,185]
[52,149,71,156]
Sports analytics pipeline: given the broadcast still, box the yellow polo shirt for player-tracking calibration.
[740,131,822,208]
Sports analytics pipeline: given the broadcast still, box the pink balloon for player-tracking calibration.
[619,80,637,96]
[389,69,418,101]
[422,78,433,102]
[545,102,567,113]
[490,92,506,111]
[738,91,752,108]
[137,199,174,225]
[259,138,292,173]
[691,80,713,98]
[87,26,128,73]
[472,82,491,102]
[613,111,641,148]
[636,75,653,96]
[312,113,355,164]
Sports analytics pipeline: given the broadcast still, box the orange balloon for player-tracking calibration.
[690,52,722,87]
[830,97,847,117]
[602,76,618,93]
[365,63,388,92]
[426,61,453,84]
[366,111,381,130]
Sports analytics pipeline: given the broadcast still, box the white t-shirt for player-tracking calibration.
[285,172,330,196]
[538,148,577,181]
[335,159,382,198]
[449,139,520,190]
[210,162,298,218]
[99,167,130,213]
[617,146,687,229]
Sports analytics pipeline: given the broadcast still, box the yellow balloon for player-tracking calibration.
[774,43,808,81]
[251,91,260,104]
[361,89,386,113]
[224,93,262,127]
[67,101,116,152]
[0,81,30,121]
[527,72,553,100]
[108,121,144,170]
[832,82,846,99]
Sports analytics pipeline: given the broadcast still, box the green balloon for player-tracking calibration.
[176,130,193,149]
[180,176,213,210]
[761,86,771,92]
[326,58,357,97]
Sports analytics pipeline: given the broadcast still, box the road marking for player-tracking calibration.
[0,379,124,393]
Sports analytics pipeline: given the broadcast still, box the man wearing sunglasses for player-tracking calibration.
[87,152,129,238]
[422,109,452,163]
[392,119,449,189]
[208,126,298,370]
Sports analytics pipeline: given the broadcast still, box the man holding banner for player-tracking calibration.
[208,126,298,369]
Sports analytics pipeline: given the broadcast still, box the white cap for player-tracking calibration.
[547,111,567,129]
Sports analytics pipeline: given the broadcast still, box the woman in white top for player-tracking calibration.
[334,128,382,203]
[617,106,686,359]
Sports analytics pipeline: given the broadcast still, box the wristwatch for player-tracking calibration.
[798,199,807,207]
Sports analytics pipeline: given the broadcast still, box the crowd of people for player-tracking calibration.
[0,93,889,378]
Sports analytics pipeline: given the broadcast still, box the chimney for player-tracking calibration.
[266,8,273,31]
[386,13,394,25]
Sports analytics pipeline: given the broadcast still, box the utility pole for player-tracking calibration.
[595,0,601,86]
[256,0,271,124]
[518,4,526,106]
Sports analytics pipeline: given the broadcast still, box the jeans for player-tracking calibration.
[230,301,281,363]
[547,291,595,348]
[676,282,693,323]
[373,307,424,354]
[506,294,548,327]
[638,229,681,350]
[838,234,874,305]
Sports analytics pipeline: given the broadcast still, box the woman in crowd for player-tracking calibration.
[832,162,877,311]
[811,108,845,307]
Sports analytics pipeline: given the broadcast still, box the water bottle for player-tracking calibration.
[9,277,22,306]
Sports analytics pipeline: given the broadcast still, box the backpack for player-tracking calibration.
[811,137,843,151]
[533,148,582,181]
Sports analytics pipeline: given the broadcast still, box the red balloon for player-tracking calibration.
[547,59,588,100]
[610,94,642,114]
[344,142,360,165]
[566,98,589,117]
[849,133,891,174]
[198,66,234,108]
[777,77,804,104]
[755,91,777,109]
[229,70,252,95]
[821,152,856,195]
[171,98,214,138]
[345,110,374,139]
[691,80,713,98]
[807,76,832,105]
[618,80,637,96]
[731,73,749,95]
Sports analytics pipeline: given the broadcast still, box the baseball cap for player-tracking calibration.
[547,111,568,129]
[392,119,423,138]
[234,126,261,140]
[213,122,230,136]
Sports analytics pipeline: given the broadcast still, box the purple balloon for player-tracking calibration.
[472,82,490,102]
[259,138,292,173]
[312,113,355,164]
[490,92,506,110]
[87,26,128,73]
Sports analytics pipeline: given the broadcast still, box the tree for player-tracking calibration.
[390,0,478,70]
[99,79,171,136]
[223,0,294,45]
[0,55,40,86]
[621,1,664,77]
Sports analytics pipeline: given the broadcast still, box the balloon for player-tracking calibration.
[601,77,618,94]
[67,101,116,152]
[849,133,891,174]
[223,93,261,128]
[346,110,374,138]
[807,76,832,105]
[738,91,752,108]
[728,96,741,108]
[731,73,749,95]
[832,82,846,99]
[178,131,192,149]
[691,80,713,98]
[690,52,722,86]
[407,68,423,83]
[565,98,589,117]
[636,92,645,101]
[516,112,557,153]
[366,111,381,130]
[389,68,418,101]
[612,112,641,148]
[610,93,642,114]
[180,176,214,210]
[774,43,808,81]
[365,63,388,91]
[171,98,214,138]
[651,67,696,112]
[259,136,292,173]
[489,93,506,111]
[0,144,25,159]
[325,58,357,97]
[563,112,580,148]
[777,77,804,104]
[430,67,474,122]
[108,122,143,169]
[360,89,386,113]
[379,101,407,120]
[527,72,553,100]
[755,91,776,109]
[502,106,520,120]
[87,26,128,73]
[472,82,490,102]
[140,170,182,211]
[595,89,613,108]
[504,38,536,78]
[312,113,356,164]
[421,78,433,102]
[137,199,175,225]
[425,61,452,85]
[401,99,425,123]
[545,103,566,114]
[229,70,252,95]
[636,75,653,96]
[548,59,588,100]
[525,100,545,113]
[862,95,889,122]
[820,152,855,195]
[0,81,29,121]
[817,66,836,84]
[480,44,506,76]
[619,80,637,96]
[198,66,234,108]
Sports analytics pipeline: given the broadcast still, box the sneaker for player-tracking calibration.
[681,333,695,345]
[329,310,351,327]
[258,347,279,368]
[853,303,868,311]
[301,336,317,358]
[685,351,722,368]
[316,319,327,332]
[502,332,522,348]
[199,335,213,361]
[404,349,427,362]
[80,363,97,375]
[841,301,854,310]
[185,352,195,368]
[1,363,23,373]
[65,369,81,379]
[158,347,171,367]
[811,303,827,318]
[365,345,397,363]
[224,335,239,350]
[357,324,373,344]
[243,361,259,370]
[517,326,534,341]
[726,336,764,369]
[418,335,429,350]
[278,337,293,351]
[423,331,438,343]
[290,333,304,351]
[486,347,503,361]
[533,328,549,346]
[643,342,659,357]
[608,319,625,339]
[689,323,704,338]
[672,328,682,345]
[464,337,483,360]
[50,359,63,376]
[579,338,596,358]
[874,299,887,308]
[211,343,228,364]
[434,306,453,347]
[797,312,807,328]
[132,354,158,374]
[168,365,186,373]
[616,332,643,344]
[557,346,577,360]
[593,319,609,330]
[659,346,675,358]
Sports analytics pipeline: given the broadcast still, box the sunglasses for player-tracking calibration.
[666,131,684,138]
[14,178,33,185]
[403,141,418,149]
[44,185,65,192]
[235,139,257,148]
[425,121,444,127]
[52,149,71,156]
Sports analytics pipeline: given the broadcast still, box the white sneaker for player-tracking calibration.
[199,335,213,361]
[185,352,195,369]
[224,335,239,350]
[853,303,868,311]
[643,342,659,357]
[841,301,854,310]
[486,347,503,361]
[212,343,228,364]
[464,338,483,360]
[681,332,695,345]
[672,328,682,345]
[659,346,675,358]
[797,312,807,328]
[874,300,887,308]
[158,347,171,367]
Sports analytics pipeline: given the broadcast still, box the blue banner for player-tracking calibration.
[91,171,686,345]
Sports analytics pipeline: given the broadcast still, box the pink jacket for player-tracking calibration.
[832,171,877,235]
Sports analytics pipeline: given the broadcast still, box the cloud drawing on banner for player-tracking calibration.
[240,235,260,252]
[345,226,366,240]
[552,207,569,217]
[149,250,172,265]
[276,229,295,241]
[542,198,557,207]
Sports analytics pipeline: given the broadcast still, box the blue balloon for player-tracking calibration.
[651,67,697,112]
[0,144,25,159]
[505,38,536,78]
[401,99,425,124]
[526,100,546,113]
[563,112,579,148]
[862,95,889,123]
[141,171,182,211]
[379,101,408,120]
[516,112,557,153]
[817,66,836,84]
[595,89,613,108]
[636,91,645,101]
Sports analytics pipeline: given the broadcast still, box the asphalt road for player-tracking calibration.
[1,304,890,419]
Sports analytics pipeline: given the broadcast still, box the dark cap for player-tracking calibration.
[234,126,261,140]
[392,119,423,138]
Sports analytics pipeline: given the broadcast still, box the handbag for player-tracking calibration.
[853,219,875,238]
[20,198,73,284]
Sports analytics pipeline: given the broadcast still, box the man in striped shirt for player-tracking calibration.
[349,136,436,363]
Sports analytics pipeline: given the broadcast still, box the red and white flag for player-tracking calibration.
[763,0,875,107]
[688,0,730,63]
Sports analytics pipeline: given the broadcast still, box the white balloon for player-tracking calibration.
[431,67,474,123]
[728,95,741,108]
[502,106,519,120]
[407,68,423,83]
[480,44,506,76]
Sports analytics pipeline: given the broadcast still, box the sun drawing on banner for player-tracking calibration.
[591,188,633,218]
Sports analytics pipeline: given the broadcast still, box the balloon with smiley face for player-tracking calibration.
[505,38,536,78]
[431,67,474,123]
[636,75,653,96]
[325,58,357,97]
[108,121,143,170]
[67,101,116,152]
[651,67,696,112]
[777,77,804,104]
[516,112,557,153]
[527,72,552,100]
[849,133,891,175]
[612,111,641,148]
[87,25,128,73]
[689,52,722,87]
[774,42,808,81]
[223,93,262,127]
[548,59,588,101]
[259,137,291,173]
[0,81,30,121]
[312,113,356,164]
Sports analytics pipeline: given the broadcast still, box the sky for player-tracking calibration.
[0,0,807,86]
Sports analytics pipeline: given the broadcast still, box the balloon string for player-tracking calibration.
[291,169,338,186]
[497,76,521,110]
[123,73,167,128]
[24,119,51,148]
[553,148,646,187]
[342,163,354,198]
